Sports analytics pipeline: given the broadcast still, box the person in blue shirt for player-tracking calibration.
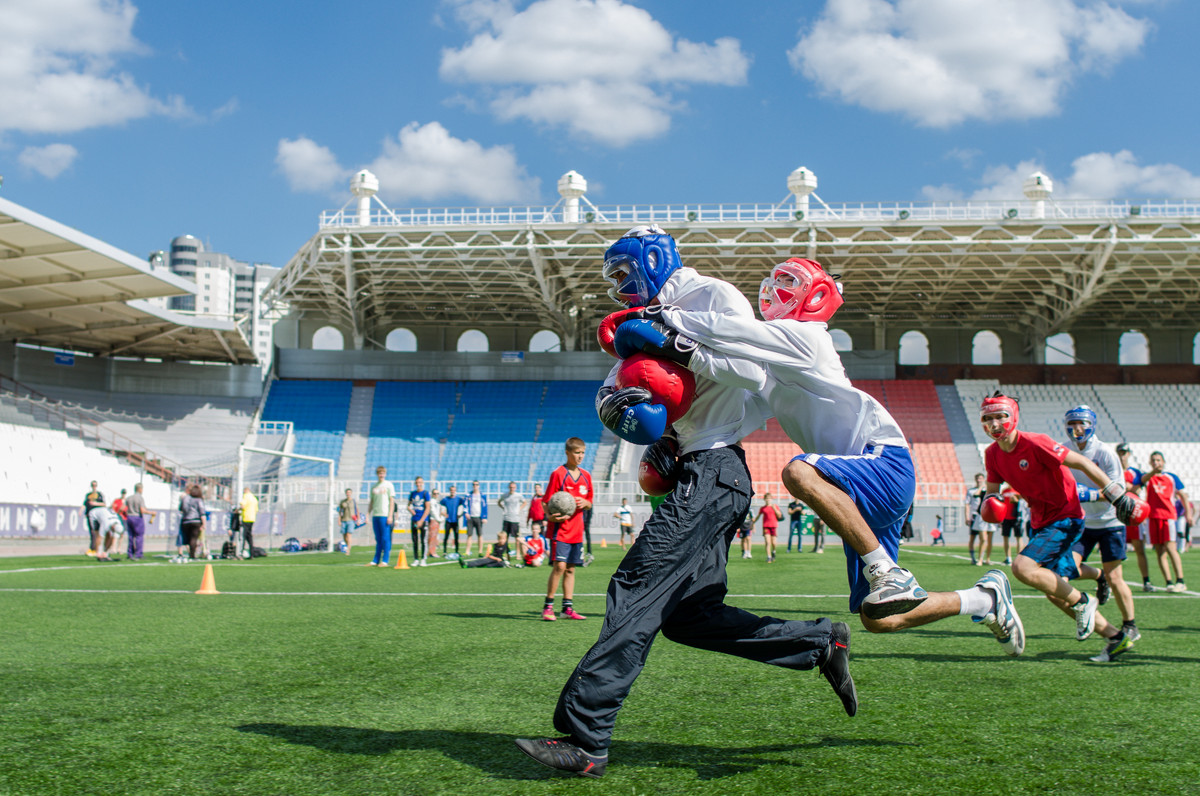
[440,484,466,557]
[407,476,432,566]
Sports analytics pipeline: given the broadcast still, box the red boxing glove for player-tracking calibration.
[638,436,679,496]
[981,494,1006,525]
[597,308,645,357]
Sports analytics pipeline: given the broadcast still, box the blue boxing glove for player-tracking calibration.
[595,385,668,445]
[613,319,698,368]
[1076,484,1102,503]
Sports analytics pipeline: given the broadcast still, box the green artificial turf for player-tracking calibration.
[1,546,1197,795]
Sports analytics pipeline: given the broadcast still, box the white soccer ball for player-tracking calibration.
[29,508,46,533]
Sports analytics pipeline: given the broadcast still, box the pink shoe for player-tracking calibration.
[562,607,587,620]
[542,607,557,621]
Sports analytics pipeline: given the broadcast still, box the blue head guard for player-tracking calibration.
[1064,405,1098,449]
[602,225,682,306]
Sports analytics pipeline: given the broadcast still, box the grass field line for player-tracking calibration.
[3,586,1197,599]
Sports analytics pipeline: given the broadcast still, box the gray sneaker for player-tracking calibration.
[861,563,928,619]
[1090,631,1135,663]
[975,569,1024,656]
[1073,592,1097,641]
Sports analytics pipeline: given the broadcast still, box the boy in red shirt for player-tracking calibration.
[980,393,1144,660]
[541,437,593,621]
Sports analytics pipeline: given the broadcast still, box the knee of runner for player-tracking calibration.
[781,460,819,499]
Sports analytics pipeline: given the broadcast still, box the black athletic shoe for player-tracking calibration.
[514,737,607,779]
[1096,573,1111,605]
[819,621,857,717]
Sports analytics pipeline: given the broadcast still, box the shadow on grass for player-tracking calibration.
[434,612,543,621]
[236,724,909,780]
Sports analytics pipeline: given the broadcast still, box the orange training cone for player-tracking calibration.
[196,563,219,595]
[601,538,608,548]
[394,549,410,570]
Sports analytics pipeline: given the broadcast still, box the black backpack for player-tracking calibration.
[221,540,238,559]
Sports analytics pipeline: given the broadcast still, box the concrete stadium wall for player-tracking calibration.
[1,343,263,398]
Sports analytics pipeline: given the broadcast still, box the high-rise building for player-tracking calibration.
[150,235,280,365]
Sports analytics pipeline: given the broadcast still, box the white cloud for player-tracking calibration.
[276,123,539,203]
[791,0,1150,127]
[18,143,79,178]
[367,122,539,203]
[276,137,347,193]
[439,0,750,145]
[0,0,188,133]
[923,151,1200,201]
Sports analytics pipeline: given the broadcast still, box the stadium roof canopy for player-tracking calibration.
[0,196,256,364]
[269,191,1200,352]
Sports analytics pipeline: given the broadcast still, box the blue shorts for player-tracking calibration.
[1072,526,1127,564]
[794,445,916,612]
[1021,517,1084,579]
[553,540,585,566]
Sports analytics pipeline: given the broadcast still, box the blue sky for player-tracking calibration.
[1,0,1198,270]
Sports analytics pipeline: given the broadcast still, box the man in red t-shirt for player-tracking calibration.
[1137,451,1192,592]
[527,483,546,536]
[540,437,594,621]
[980,393,1142,660]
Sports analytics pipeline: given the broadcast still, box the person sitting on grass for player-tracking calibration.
[525,524,547,567]
[460,531,511,568]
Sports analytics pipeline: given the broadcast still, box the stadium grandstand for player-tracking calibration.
[3,166,1200,551]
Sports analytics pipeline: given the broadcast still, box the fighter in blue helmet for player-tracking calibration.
[601,224,682,307]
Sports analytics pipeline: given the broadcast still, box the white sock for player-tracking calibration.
[957,586,994,618]
[862,547,895,570]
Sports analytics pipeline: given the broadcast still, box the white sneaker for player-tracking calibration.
[1073,592,1097,641]
[860,563,928,620]
[974,569,1024,656]
[1167,582,1185,593]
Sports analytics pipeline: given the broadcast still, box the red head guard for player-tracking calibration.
[758,258,844,323]
[980,392,1020,440]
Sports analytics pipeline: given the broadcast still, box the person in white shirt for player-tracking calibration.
[614,256,1022,648]
[1063,406,1139,659]
[497,481,527,563]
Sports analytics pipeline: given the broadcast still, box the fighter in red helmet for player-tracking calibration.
[980,392,1146,658]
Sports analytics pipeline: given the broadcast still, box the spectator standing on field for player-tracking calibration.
[179,484,206,560]
[239,487,259,558]
[428,489,445,559]
[787,498,805,552]
[527,484,546,538]
[82,480,108,559]
[758,492,782,563]
[123,483,154,560]
[338,488,359,555]
[407,476,432,566]
[965,473,996,565]
[1135,451,1192,592]
[369,466,395,567]
[440,484,465,556]
[106,488,129,557]
[498,481,527,564]
[464,480,488,556]
[613,498,635,549]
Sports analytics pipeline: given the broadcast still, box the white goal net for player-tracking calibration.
[237,445,336,550]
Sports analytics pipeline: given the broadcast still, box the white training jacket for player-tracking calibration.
[658,311,908,456]
[1069,435,1122,528]
[603,267,769,456]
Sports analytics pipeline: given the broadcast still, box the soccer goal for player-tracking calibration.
[237,445,336,550]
